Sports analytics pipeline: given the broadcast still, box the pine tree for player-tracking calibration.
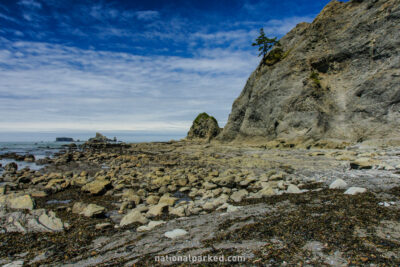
[252,28,280,57]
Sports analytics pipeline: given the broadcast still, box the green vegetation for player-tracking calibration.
[194,112,218,125]
[264,47,284,65]
[310,71,321,87]
[252,28,280,57]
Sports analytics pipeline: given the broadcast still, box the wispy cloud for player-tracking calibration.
[0,12,19,23]
[18,0,42,9]
[135,10,160,21]
[0,0,324,133]
[0,38,257,131]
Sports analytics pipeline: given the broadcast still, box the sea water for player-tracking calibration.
[0,141,69,175]
[0,131,186,175]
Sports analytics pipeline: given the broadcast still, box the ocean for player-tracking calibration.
[0,141,68,174]
[0,131,186,175]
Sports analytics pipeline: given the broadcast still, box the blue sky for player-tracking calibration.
[0,0,333,135]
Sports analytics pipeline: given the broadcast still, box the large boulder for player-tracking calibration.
[187,113,221,140]
[218,0,400,145]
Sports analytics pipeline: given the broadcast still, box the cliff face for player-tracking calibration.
[219,0,400,145]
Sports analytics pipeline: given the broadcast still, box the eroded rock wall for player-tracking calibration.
[219,0,400,145]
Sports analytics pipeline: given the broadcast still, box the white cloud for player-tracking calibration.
[0,38,258,132]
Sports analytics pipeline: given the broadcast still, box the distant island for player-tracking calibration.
[55,137,74,142]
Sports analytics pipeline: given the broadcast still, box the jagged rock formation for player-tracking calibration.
[219,0,400,145]
[56,137,74,142]
[82,133,127,151]
[87,133,111,143]
[187,113,221,140]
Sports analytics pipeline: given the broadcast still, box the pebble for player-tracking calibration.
[95,223,112,230]
[344,187,367,195]
[287,184,301,194]
[164,229,188,239]
[329,179,348,189]
[137,220,165,232]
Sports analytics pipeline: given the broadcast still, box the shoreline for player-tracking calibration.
[1,140,400,265]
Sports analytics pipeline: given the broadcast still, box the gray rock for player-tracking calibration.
[217,203,240,212]
[137,220,165,232]
[146,203,169,218]
[38,211,64,231]
[287,184,301,194]
[8,195,35,210]
[81,179,111,195]
[164,229,188,239]
[72,202,87,214]
[158,193,177,206]
[168,206,186,217]
[329,179,348,189]
[203,182,217,190]
[120,210,148,226]
[344,187,367,195]
[82,204,106,218]
[95,223,112,230]
[254,186,276,198]
[2,260,24,267]
[230,189,248,202]
[218,0,400,145]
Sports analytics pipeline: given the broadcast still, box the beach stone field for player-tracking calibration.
[0,139,400,266]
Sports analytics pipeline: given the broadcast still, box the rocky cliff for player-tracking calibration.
[219,0,400,146]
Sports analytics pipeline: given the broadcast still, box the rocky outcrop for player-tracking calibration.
[219,0,400,145]
[187,113,221,140]
[82,133,127,151]
[56,137,74,142]
[88,133,111,143]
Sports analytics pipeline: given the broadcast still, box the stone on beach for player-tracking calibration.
[350,158,378,170]
[158,193,178,206]
[82,204,106,218]
[81,179,111,195]
[255,186,276,198]
[146,203,169,217]
[38,211,64,231]
[329,179,348,189]
[120,210,148,226]
[95,223,112,230]
[164,229,188,239]
[8,195,35,210]
[344,187,367,195]
[287,184,301,194]
[137,220,165,232]
[230,189,248,202]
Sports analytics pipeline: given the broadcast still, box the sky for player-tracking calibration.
[0,0,334,139]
